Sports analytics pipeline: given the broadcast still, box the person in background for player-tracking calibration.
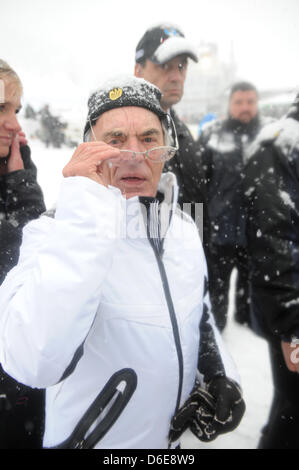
[197,81,273,331]
[0,59,46,448]
[243,92,299,449]
[0,76,245,449]
[134,23,206,234]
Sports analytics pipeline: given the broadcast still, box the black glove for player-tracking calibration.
[169,376,245,443]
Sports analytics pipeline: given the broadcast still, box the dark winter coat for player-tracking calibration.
[163,109,205,205]
[0,145,46,285]
[243,99,299,342]
[163,110,206,236]
[197,115,271,251]
[0,144,46,448]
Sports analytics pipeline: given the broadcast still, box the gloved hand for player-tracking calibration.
[169,376,245,443]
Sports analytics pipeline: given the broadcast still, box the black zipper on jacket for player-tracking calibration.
[143,197,184,414]
[150,242,184,414]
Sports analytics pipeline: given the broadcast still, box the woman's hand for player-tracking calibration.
[7,131,27,173]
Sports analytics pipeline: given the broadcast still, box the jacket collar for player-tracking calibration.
[122,172,178,244]
[121,172,178,211]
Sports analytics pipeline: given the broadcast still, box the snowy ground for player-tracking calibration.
[27,137,273,450]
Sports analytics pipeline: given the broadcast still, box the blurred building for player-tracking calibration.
[175,41,297,127]
[175,41,237,123]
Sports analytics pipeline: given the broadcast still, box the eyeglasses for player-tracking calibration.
[105,146,176,167]
[86,114,179,167]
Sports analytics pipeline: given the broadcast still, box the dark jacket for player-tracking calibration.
[163,109,206,239]
[243,99,299,342]
[0,145,46,285]
[197,115,271,250]
[0,145,46,448]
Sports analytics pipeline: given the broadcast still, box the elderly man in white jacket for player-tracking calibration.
[0,76,245,449]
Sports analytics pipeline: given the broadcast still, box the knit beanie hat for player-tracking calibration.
[83,75,169,140]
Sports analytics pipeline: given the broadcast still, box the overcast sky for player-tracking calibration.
[1,0,299,113]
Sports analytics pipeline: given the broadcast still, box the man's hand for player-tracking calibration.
[63,142,120,186]
[205,376,246,439]
[169,384,217,442]
[281,340,299,373]
[169,376,245,443]
[7,131,27,173]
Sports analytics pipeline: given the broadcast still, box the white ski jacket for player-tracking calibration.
[0,173,239,449]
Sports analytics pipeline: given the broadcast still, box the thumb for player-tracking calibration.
[214,394,231,423]
[208,377,242,423]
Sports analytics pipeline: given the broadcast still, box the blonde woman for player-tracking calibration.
[0,59,45,448]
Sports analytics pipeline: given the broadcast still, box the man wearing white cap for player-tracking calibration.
[135,24,205,227]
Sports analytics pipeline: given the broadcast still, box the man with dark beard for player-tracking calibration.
[197,81,273,331]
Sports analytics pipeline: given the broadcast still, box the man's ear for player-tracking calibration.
[134,63,143,78]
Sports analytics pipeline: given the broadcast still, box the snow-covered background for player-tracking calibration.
[2,0,299,112]
[21,122,273,450]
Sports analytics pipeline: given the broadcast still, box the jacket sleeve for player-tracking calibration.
[197,248,240,385]
[243,137,299,341]
[0,145,46,285]
[0,177,125,388]
[195,129,216,251]
[196,126,214,193]
[164,118,206,207]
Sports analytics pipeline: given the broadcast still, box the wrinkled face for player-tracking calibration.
[0,77,22,157]
[135,55,188,110]
[229,90,258,123]
[92,106,165,199]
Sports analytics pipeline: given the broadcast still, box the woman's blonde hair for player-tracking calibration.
[0,59,23,94]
